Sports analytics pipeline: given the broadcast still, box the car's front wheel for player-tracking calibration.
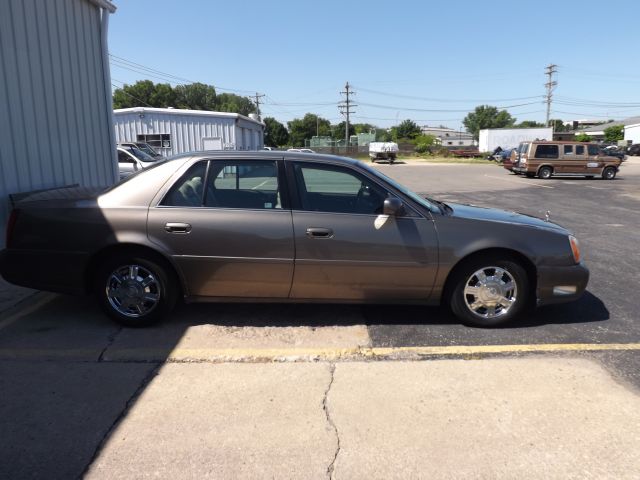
[449,257,530,327]
[602,167,616,180]
[96,254,178,327]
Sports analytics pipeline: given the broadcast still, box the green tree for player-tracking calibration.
[376,129,392,142]
[463,105,516,140]
[395,119,422,140]
[174,82,217,110]
[216,93,257,116]
[112,80,168,108]
[263,117,289,147]
[550,119,567,132]
[414,134,437,154]
[604,125,624,143]
[575,132,592,142]
[332,121,355,142]
[516,120,545,128]
[288,113,331,146]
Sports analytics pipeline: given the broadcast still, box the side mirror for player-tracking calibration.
[383,197,404,216]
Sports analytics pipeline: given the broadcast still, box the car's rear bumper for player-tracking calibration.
[0,248,87,295]
[536,262,589,306]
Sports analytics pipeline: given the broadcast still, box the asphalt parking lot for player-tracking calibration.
[1,159,639,478]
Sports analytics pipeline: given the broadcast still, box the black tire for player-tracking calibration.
[95,253,178,327]
[602,167,616,180]
[449,256,530,327]
[538,166,552,179]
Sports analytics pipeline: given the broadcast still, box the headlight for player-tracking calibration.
[569,235,581,263]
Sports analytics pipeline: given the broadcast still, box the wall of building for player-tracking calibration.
[113,108,264,156]
[0,0,117,248]
[479,128,553,152]
[624,124,640,145]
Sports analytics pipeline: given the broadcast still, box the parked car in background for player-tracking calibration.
[287,148,315,153]
[600,146,626,161]
[117,147,161,179]
[0,151,588,329]
[626,144,640,156]
[119,142,162,159]
[511,141,622,179]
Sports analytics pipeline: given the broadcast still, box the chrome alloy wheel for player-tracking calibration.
[106,264,161,318]
[463,266,517,319]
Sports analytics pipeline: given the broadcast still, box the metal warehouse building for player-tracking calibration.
[0,0,118,248]
[113,107,265,156]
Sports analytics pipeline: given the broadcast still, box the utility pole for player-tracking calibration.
[544,64,557,127]
[254,92,265,119]
[339,82,357,147]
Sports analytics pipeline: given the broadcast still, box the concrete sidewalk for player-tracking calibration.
[79,358,639,480]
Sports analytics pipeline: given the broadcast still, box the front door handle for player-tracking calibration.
[165,222,192,234]
[306,227,333,239]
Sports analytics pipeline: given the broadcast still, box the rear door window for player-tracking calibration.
[535,145,559,159]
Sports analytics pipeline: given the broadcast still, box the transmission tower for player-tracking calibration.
[545,64,558,127]
[338,82,357,146]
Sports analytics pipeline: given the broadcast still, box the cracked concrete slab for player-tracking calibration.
[86,363,337,479]
[328,358,640,479]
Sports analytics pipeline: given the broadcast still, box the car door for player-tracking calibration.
[585,144,604,175]
[287,160,439,301]
[147,158,294,298]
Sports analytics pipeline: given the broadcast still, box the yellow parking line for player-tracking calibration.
[1,343,639,362]
[0,294,56,332]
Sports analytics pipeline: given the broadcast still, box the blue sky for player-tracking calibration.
[108,0,640,130]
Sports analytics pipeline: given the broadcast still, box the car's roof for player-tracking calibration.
[187,150,359,166]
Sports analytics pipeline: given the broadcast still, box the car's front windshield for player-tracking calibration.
[137,144,159,157]
[358,161,440,213]
[129,147,157,162]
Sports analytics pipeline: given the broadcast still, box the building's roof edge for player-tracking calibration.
[113,107,263,125]
[87,0,117,13]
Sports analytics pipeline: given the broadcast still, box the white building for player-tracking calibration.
[624,123,640,145]
[479,127,553,152]
[0,0,118,248]
[421,126,475,147]
[113,108,265,156]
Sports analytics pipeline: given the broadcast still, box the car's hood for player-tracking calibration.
[446,202,569,234]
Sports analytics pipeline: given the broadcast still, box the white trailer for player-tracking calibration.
[479,128,552,153]
[369,142,399,163]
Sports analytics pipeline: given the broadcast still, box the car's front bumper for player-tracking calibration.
[536,262,589,306]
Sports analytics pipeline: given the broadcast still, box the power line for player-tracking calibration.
[353,86,543,104]
[357,101,540,113]
[109,53,256,94]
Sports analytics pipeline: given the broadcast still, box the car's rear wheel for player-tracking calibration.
[96,254,177,327]
[538,166,552,179]
[602,167,616,180]
[449,257,529,327]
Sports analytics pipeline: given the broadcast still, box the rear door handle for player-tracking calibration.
[165,222,192,234]
[306,227,333,239]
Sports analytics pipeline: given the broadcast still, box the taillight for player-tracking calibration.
[569,235,581,264]
[6,209,18,248]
